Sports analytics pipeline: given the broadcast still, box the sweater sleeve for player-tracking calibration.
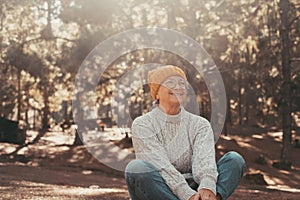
[131,117,196,200]
[192,118,218,195]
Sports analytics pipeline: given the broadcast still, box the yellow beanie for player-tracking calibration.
[148,65,187,100]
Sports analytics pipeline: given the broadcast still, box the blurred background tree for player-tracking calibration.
[0,0,299,167]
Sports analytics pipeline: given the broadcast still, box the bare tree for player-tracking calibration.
[278,0,292,168]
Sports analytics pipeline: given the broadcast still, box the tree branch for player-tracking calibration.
[288,16,300,26]
[290,57,300,62]
[54,36,76,43]
[21,36,76,46]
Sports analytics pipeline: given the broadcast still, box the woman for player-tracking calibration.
[125,65,246,200]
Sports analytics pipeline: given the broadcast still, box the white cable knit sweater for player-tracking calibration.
[131,106,218,200]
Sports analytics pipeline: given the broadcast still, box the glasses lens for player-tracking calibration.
[163,79,186,89]
[178,80,186,88]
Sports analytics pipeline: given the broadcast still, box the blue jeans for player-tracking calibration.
[125,151,246,200]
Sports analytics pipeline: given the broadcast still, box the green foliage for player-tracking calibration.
[0,0,299,132]
[0,83,16,118]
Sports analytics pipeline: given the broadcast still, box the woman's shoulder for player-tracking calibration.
[185,111,211,127]
[132,111,152,126]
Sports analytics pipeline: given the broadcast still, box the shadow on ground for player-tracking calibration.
[0,126,300,199]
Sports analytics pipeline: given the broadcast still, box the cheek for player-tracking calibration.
[157,87,169,97]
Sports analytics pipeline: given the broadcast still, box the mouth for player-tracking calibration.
[169,92,184,97]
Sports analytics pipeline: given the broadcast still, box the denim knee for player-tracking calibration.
[125,160,157,174]
[224,151,246,174]
[216,151,246,200]
[125,159,158,189]
[125,160,179,200]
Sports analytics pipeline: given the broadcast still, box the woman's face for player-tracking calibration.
[157,76,187,107]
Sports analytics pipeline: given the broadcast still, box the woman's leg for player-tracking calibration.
[216,151,246,200]
[125,160,180,200]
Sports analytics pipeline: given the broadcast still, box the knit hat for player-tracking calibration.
[148,65,187,100]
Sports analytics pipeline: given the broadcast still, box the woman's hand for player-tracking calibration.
[198,189,216,200]
[188,189,216,200]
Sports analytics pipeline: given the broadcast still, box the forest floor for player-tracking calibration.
[0,125,300,200]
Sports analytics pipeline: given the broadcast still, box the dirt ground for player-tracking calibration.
[0,126,300,200]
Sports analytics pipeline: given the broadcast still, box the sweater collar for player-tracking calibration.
[152,106,186,124]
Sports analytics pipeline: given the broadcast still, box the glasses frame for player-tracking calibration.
[161,78,187,89]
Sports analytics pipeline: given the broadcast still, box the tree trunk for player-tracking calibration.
[42,87,50,130]
[73,93,84,146]
[167,0,177,29]
[17,68,21,121]
[245,47,251,126]
[33,108,36,130]
[245,97,249,126]
[238,68,243,125]
[279,0,292,166]
[224,71,232,136]
[73,129,83,146]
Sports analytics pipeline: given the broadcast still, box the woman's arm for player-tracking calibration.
[191,118,218,195]
[132,117,196,200]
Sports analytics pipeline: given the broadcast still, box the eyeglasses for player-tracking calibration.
[161,78,187,89]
